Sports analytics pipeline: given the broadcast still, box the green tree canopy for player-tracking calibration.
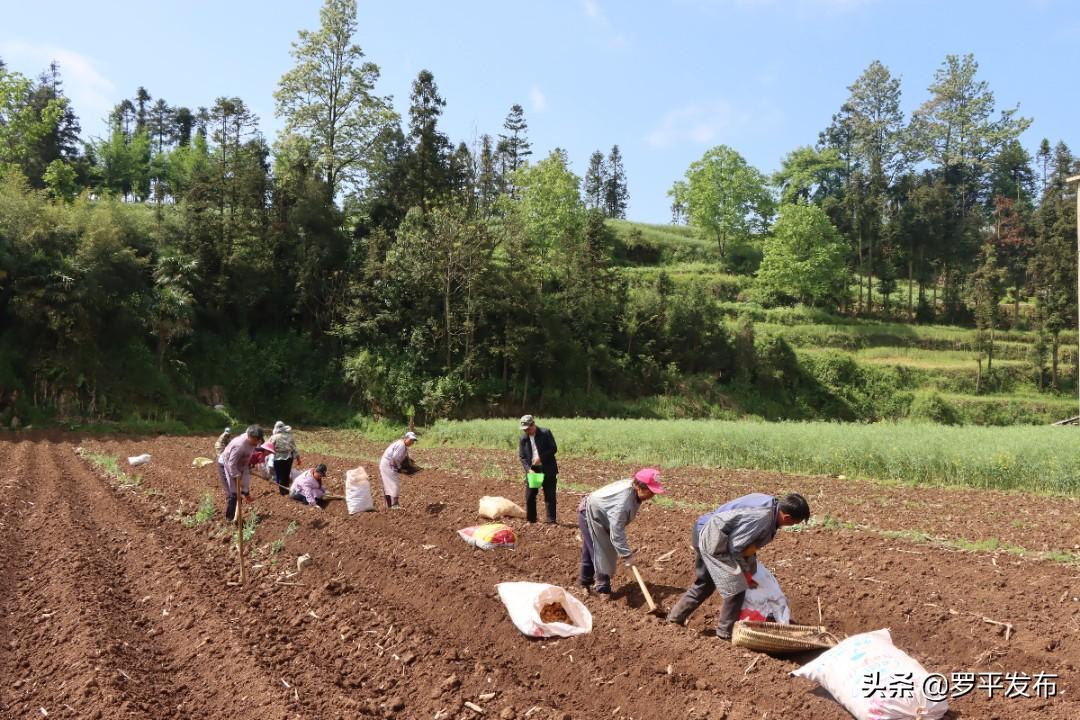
[275,0,396,200]
[757,203,847,307]
[676,144,772,256]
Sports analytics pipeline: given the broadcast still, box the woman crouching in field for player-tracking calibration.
[291,463,328,509]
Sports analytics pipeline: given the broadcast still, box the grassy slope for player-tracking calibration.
[606,218,1078,425]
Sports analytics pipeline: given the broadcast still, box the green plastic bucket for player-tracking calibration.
[526,471,545,489]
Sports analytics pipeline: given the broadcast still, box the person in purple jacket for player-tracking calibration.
[291,463,328,509]
[216,424,263,521]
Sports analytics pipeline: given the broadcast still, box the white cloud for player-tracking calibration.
[0,42,115,127]
[645,100,754,149]
[530,85,548,113]
[580,0,630,48]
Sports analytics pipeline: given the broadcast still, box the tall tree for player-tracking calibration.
[111,99,136,137]
[603,145,628,219]
[25,62,82,188]
[910,54,1031,213]
[475,134,500,214]
[771,145,843,205]
[583,150,606,211]
[1036,138,1051,193]
[148,98,173,154]
[966,242,1006,375]
[134,87,151,132]
[1031,141,1078,389]
[512,149,585,286]
[173,106,194,147]
[908,54,1031,318]
[845,61,906,312]
[675,144,772,257]
[404,69,451,211]
[275,0,395,201]
[499,104,531,195]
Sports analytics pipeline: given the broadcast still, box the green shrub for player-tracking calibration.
[910,393,961,425]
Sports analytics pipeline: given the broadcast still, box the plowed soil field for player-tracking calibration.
[2,430,1077,719]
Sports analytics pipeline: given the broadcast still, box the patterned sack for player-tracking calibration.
[457,523,517,550]
[792,628,949,720]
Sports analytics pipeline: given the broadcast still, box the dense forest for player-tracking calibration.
[0,0,1076,429]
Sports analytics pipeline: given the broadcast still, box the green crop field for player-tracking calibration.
[420,417,1080,494]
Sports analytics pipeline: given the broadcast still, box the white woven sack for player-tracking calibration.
[742,562,791,624]
[791,628,948,720]
[495,582,592,638]
[478,495,527,519]
[345,466,375,514]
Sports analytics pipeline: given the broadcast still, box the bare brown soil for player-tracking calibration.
[1,430,1077,719]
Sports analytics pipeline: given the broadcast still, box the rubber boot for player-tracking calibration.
[665,593,700,625]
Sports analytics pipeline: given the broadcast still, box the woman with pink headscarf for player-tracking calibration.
[578,468,666,595]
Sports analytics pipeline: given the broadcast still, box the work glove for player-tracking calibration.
[744,572,758,589]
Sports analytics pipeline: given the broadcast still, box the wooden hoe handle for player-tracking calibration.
[631,565,657,612]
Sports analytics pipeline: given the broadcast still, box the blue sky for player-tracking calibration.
[3,0,1077,222]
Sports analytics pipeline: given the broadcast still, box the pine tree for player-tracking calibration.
[1031,141,1078,389]
[26,61,82,188]
[448,141,474,207]
[111,99,136,137]
[476,134,500,213]
[148,99,173,154]
[583,150,606,211]
[603,145,628,218]
[499,104,531,195]
[1036,138,1051,194]
[135,87,151,132]
[173,107,194,147]
[405,69,451,211]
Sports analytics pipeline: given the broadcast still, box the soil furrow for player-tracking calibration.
[2,430,1075,719]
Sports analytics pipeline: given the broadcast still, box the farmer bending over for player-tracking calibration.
[379,431,418,509]
[666,492,810,639]
[217,424,263,521]
[291,463,328,509]
[579,468,665,596]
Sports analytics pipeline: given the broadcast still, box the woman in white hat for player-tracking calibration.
[379,431,419,509]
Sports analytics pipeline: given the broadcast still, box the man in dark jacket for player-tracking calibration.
[518,414,558,524]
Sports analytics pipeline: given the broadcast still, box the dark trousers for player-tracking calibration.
[525,470,557,523]
[577,508,611,590]
[669,524,745,637]
[217,462,237,521]
[273,457,293,494]
[291,493,326,509]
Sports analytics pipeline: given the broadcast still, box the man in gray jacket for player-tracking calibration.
[666,492,810,639]
[578,468,666,595]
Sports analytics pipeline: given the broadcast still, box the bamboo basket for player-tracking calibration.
[731,620,839,653]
